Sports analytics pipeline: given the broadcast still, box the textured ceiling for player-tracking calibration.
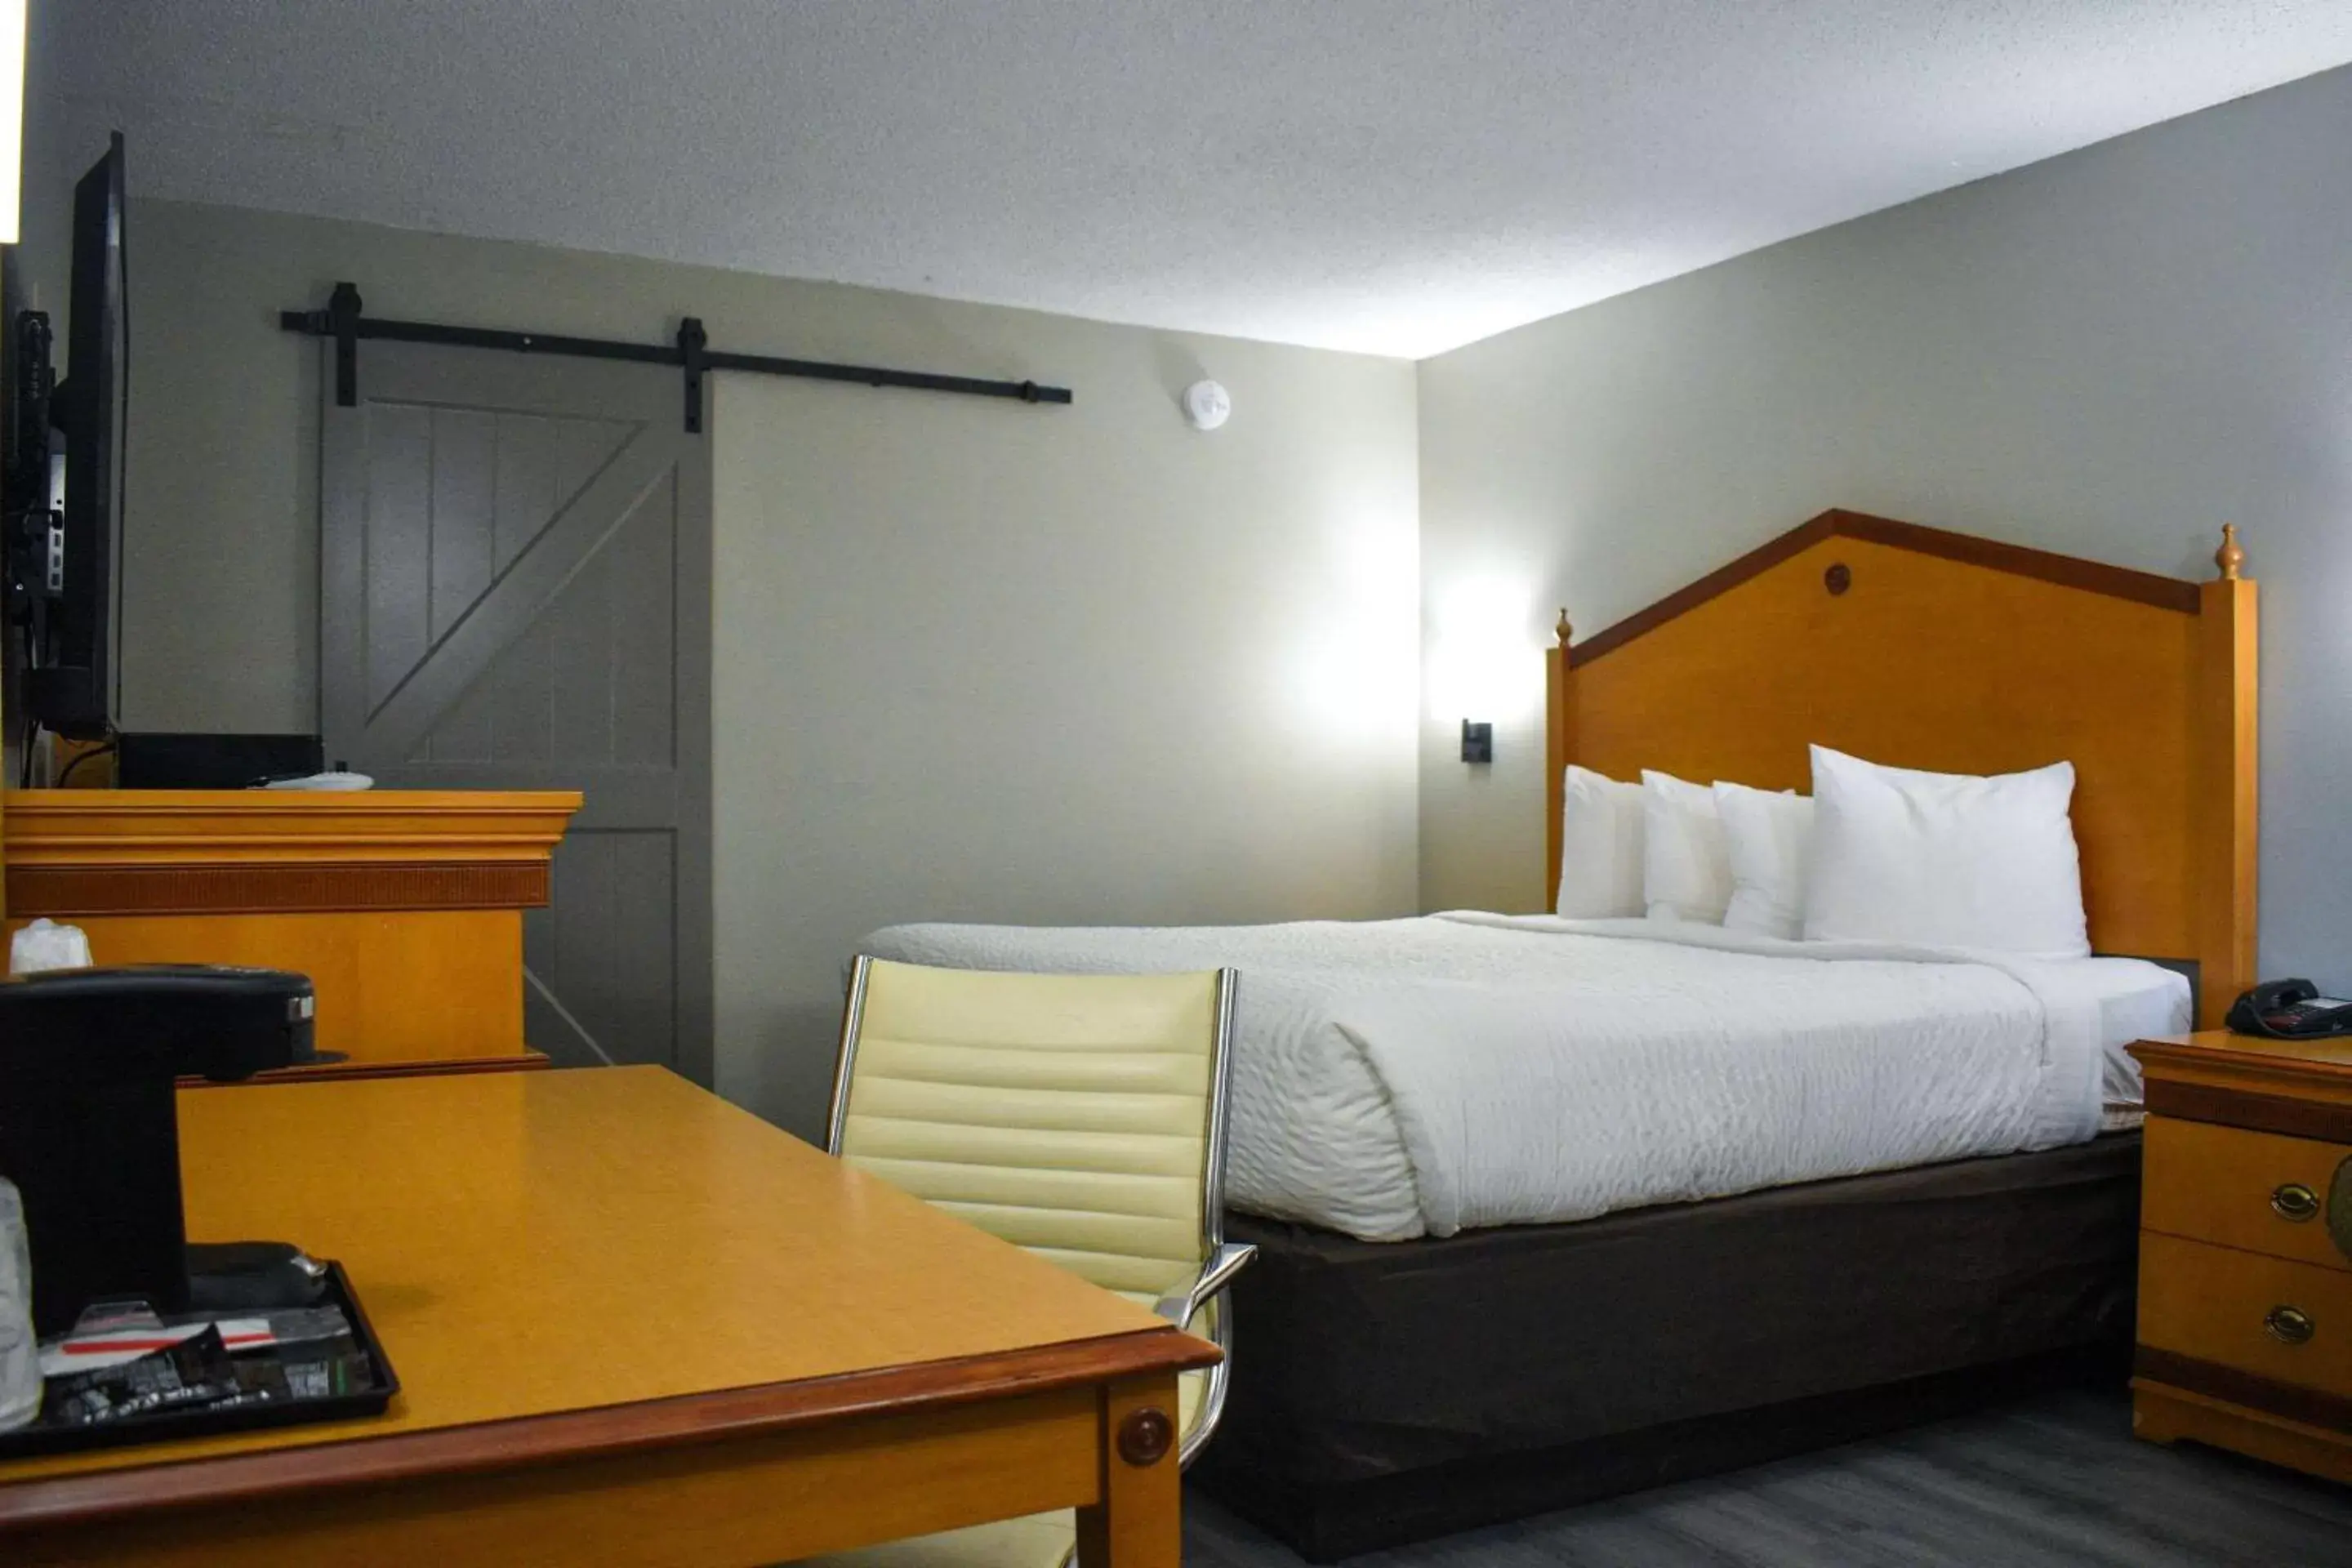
[36,2,2352,357]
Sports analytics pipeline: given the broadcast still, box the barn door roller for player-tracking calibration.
[281,283,1073,432]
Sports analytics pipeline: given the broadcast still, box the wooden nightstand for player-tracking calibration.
[2131,1029,2352,1485]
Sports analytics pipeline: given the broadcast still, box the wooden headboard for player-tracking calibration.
[1545,509,2257,1027]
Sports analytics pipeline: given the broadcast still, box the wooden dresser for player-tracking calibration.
[2132,1029,2352,1484]
[2,789,580,1067]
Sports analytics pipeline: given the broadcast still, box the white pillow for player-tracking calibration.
[1714,782,1813,939]
[1642,771,1734,924]
[1803,745,2089,958]
[1557,766,1646,918]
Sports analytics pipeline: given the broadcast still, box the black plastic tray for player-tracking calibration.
[0,1260,399,1459]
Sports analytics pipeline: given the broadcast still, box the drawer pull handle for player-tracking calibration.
[2265,1305,2316,1346]
[2274,1183,2323,1222]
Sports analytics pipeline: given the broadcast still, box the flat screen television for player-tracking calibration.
[17,132,127,741]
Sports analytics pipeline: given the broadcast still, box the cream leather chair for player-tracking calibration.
[808,958,1254,1568]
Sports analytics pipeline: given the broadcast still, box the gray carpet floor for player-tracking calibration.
[1183,1388,2352,1567]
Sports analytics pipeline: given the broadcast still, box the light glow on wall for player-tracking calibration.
[1426,575,1544,724]
[0,0,20,244]
[1290,506,1420,746]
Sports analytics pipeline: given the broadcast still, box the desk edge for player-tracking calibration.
[0,1325,1219,1534]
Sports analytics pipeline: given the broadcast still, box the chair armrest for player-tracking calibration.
[1153,1241,1258,1330]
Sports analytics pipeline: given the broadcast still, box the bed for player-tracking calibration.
[856,508,2261,1557]
[863,913,2188,1242]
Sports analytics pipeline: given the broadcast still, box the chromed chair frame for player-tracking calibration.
[827,956,1254,1469]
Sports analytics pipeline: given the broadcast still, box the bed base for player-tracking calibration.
[1192,1133,2141,1560]
[1197,1343,2125,1561]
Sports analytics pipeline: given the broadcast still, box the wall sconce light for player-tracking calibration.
[1430,576,1539,764]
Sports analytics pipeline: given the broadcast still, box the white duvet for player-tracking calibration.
[855,914,2187,1241]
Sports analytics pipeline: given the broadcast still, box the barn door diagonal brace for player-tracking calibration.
[280,282,1074,431]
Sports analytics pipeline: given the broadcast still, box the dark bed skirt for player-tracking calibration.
[1191,1132,2142,1560]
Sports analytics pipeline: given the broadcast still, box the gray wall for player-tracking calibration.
[1419,63,2352,990]
[116,200,1419,1134]
[8,0,81,336]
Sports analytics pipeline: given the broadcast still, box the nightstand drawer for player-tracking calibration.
[2140,1233,2352,1405]
[2142,1116,2352,1272]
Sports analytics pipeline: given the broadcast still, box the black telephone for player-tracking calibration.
[2227,979,2352,1040]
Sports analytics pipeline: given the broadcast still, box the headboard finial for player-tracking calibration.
[1555,608,1573,651]
[2216,523,2244,581]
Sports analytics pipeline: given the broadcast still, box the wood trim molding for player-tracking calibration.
[0,1327,1221,1535]
[2132,1035,2352,1086]
[2135,1350,2352,1435]
[1830,512,2203,614]
[7,860,551,915]
[2143,1081,2352,1145]
[178,1052,552,1089]
[1568,510,1840,669]
[1568,509,2201,669]
[2,790,581,917]
[1,789,581,864]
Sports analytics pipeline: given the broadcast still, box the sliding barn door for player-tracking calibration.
[319,342,712,1080]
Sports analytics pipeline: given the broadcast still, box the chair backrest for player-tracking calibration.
[828,960,1236,1312]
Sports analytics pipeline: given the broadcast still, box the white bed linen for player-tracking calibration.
[854,914,2188,1242]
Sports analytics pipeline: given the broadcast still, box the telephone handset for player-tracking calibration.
[2227,979,2352,1040]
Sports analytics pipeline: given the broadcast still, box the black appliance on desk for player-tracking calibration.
[0,965,330,1339]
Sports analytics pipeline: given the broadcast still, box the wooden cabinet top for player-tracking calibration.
[2,789,582,917]
[2132,1030,2352,1143]
[2134,1029,2352,1086]
[2,788,581,857]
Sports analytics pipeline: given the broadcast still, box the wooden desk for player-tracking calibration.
[174,1050,553,1090]
[0,1069,1217,1566]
